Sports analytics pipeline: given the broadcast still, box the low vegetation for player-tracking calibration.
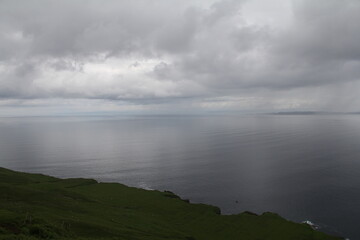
[0,167,342,240]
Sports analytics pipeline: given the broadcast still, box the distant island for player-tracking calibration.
[0,167,343,240]
[272,111,360,115]
[272,111,321,115]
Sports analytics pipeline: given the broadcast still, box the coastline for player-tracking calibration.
[0,167,344,240]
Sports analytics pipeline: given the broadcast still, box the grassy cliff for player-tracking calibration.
[0,167,342,240]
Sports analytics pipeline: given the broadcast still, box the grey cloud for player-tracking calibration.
[161,0,360,93]
[1,0,360,112]
[155,7,201,53]
[204,0,245,25]
[49,60,84,72]
[0,0,197,58]
[0,61,38,98]
[284,0,360,61]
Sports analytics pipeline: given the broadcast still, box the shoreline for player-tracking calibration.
[0,167,344,240]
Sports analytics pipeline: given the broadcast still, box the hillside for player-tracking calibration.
[0,167,342,240]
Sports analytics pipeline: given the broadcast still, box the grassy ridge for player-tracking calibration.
[0,167,342,240]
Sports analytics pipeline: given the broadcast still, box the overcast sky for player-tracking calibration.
[0,0,360,116]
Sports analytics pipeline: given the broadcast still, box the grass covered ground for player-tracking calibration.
[0,167,342,240]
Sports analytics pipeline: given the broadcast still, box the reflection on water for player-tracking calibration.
[1,115,360,239]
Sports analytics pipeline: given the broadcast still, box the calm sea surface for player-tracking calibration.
[1,115,360,239]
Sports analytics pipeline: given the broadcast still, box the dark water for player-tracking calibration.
[1,115,360,239]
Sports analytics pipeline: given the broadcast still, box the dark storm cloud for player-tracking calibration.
[0,0,360,112]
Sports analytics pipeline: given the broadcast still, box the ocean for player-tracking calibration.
[1,114,359,239]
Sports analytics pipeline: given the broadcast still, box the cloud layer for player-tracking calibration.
[1,0,360,115]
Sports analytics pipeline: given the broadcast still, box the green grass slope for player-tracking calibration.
[0,167,342,240]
